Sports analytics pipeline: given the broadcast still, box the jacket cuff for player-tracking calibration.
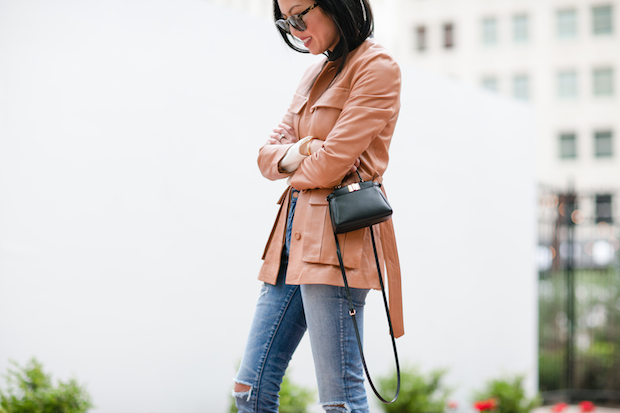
[279,141,308,172]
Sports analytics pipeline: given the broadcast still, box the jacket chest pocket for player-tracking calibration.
[289,93,308,114]
[307,87,350,140]
[301,190,365,269]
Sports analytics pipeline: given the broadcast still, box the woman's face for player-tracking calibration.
[277,0,340,55]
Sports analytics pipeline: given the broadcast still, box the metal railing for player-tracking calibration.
[538,184,620,405]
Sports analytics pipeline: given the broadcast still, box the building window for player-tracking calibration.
[557,9,577,38]
[559,133,578,159]
[481,76,498,91]
[444,23,454,49]
[513,75,530,100]
[592,5,613,35]
[593,67,614,96]
[513,14,529,43]
[594,130,613,157]
[416,26,427,51]
[557,70,578,99]
[482,18,498,45]
[596,195,613,223]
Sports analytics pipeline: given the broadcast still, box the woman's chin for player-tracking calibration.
[307,46,324,55]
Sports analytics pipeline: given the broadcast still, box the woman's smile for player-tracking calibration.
[278,0,340,55]
[299,36,312,47]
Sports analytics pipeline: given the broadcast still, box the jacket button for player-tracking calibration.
[294,232,301,240]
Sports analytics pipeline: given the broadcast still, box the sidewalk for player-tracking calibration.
[534,406,620,413]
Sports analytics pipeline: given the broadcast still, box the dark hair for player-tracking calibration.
[273,0,374,77]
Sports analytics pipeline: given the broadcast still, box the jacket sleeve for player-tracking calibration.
[289,54,401,190]
[257,143,294,181]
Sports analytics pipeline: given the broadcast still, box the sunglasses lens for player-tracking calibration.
[289,16,306,31]
[276,19,290,33]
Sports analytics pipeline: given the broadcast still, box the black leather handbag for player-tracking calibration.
[326,175,392,234]
[326,171,401,404]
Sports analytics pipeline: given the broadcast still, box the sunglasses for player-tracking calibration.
[276,3,318,34]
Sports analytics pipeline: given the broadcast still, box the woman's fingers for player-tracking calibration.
[271,123,297,144]
[268,130,288,145]
[279,123,296,137]
[265,124,304,146]
[267,133,282,145]
[270,129,286,144]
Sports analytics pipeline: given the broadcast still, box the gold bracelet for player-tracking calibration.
[307,137,317,156]
[298,136,313,156]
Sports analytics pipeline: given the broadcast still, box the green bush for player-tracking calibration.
[277,374,314,413]
[228,371,314,413]
[377,364,451,413]
[539,350,565,391]
[538,269,620,392]
[472,375,541,413]
[0,358,93,413]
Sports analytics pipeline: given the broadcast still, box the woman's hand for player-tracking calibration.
[267,123,298,145]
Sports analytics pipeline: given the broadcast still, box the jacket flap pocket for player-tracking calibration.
[308,189,331,205]
[288,93,308,114]
[311,87,349,110]
[302,189,364,269]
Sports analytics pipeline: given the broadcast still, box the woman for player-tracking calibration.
[233,0,403,411]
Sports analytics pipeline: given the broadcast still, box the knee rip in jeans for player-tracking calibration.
[232,381,253,402]
[321,402,350,412]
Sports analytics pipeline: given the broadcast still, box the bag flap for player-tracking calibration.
[327,181,380,199]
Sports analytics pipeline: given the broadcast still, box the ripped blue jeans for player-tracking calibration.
[233,189,370,412]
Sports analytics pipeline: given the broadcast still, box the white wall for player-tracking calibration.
[388,71,539,407]
[0,1,537,412]
[390,0,620,191]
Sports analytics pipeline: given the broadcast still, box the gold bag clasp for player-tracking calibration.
[347,183,361,192]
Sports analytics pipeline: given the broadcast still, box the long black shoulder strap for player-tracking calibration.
[333,226,401,404]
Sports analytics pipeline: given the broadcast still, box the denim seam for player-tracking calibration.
[341,287,359,409]
[250,283,300,411]
[340,291,351,403]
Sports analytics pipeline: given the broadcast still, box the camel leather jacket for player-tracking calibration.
[256,40,404,337]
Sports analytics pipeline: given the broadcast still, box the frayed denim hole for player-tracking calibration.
[232,382,253,402]
[320,401,351,413]
[259,283,269,299]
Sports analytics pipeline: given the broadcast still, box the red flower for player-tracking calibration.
[579,401,596,413]
[552,403,568,413]
[474,399,498,411]
[448,401,459,409]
